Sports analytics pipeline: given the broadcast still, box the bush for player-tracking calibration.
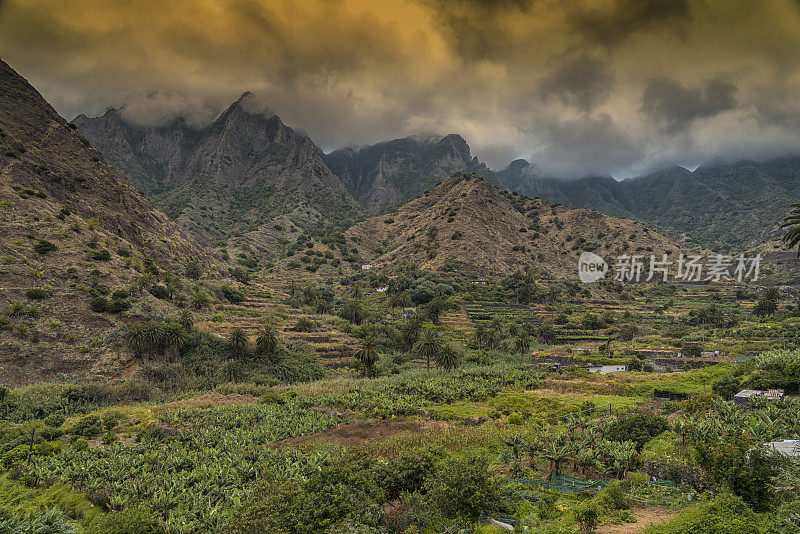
[605,412,669,451]
[150,285,170,300]
[575,501,600,534]
[90,506,164,534]
[644,493,764,534]
[89,296,109,312]
[25,286,53,300]
[88,249,111,261]
[219,285,244,304]
[423,455,498,521]
[33,239,58,255]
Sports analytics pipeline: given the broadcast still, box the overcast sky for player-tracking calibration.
[1,0,800,178]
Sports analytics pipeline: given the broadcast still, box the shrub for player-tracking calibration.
[90,506,164,534]
[605,412,669,451]
[89,297,108,312]
[424,455,498,521]
[150,285,170,300]
[25,286,53,300]
[575,501,600,534]
[219,285,244,304]
[88,249,111,261]
[644,493,764,534]
[33,239,58,254]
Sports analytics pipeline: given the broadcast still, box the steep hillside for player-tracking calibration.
[0,58,205,382]
[346,173,683,278]
[324,134,495,209]
[74,94,362,257]
[497,157,800,251]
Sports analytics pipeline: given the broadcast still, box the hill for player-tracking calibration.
[497,157,800,252]
[0,58,204,382]
[346,173,683,278]
[323,134,495,209]
[73,94,362,259]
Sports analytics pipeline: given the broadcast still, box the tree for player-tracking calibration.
[413,327,441,371]
[185,259,202,280]
[339,299,365,324]
[256,325,279,364]
[228,327,248,359]
[541,440,571,475]
[575,501,599,534]
[435,342,461,370]
[537,324,557,345]
[753,288,779,317]
[400,316,422,350]
[426,296,447,325]
[356,335,380,377]
[178,310,194,332]
[781,201,800,255]
[515,331,531,361]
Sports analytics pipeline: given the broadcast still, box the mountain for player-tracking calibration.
[73,94,362,257]
[496,157,800,252]
[323,134,496,209]
[0,58,204,382]
[346,173,683,277]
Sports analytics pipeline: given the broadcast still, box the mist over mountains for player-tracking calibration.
[73,92,800,252]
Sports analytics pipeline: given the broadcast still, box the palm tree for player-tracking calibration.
[256,325,279,363]
[475,324,488,350]
[228,327,248,359]
[413,328,441,371]
[400,316,422,350]
[178,310,194,333]
[356,335,379,377]
[435,342,460,370]
[515,331,531,361]
[781,202,800,255]
[426,297,447,325]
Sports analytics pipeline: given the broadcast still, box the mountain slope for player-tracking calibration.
[323,134,495,209]
[346,173,683,277]
[0,58,204,383]
[74,94,362,255]
[496,158,800,251]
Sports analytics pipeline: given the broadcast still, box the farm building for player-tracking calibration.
[764,440,800,458]
[587,365,627,375]
[734,389,785,405]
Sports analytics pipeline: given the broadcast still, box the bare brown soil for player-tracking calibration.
[597,507,677,534]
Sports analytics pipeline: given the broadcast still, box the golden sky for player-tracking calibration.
[1,0,800,177]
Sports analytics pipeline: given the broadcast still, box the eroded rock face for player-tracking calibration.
[75,93,362,251]
[323,133,497,209]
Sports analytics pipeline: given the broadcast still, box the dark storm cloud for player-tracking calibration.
[641,78,738,134]
[539,55,614,112]
[0,0,799,178]
[566,0,693,47]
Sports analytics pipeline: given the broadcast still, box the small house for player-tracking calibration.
[361,264,372,270]
[402,307,417,319]
[587,365,627,375]
[734,389,785,406]
[764,440,800,458]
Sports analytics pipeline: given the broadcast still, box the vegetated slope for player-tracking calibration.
[497,157,800,252]
[323,133,496,209]
[74,93,362,259]
[346,173,683,277]
[0,58,204,383]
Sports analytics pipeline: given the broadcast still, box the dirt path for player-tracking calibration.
[597,507,677,534]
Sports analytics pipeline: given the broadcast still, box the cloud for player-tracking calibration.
[0,0,799,178]
[534,114,644,178]
[566,0,693,47]
[641,78,738,134]
[540,55,614,112]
